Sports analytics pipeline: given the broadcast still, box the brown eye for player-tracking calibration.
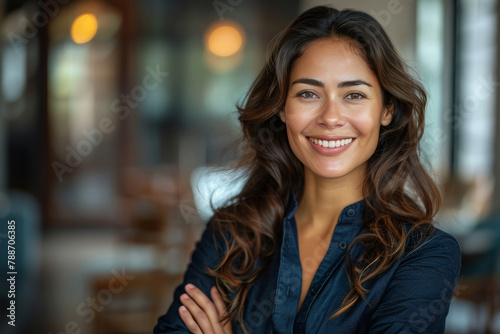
[297,91,318,99]
[346,93,365,100]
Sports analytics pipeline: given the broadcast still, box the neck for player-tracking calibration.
[295,167,365,230]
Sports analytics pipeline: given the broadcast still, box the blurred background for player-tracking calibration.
[0,0,499,333]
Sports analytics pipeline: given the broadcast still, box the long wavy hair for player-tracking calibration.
[205,5,441,332]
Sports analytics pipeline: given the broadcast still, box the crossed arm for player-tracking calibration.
[178,283,232,334]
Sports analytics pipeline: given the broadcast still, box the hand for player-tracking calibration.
[178,283,233,334]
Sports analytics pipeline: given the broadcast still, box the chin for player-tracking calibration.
[307,161,365,180]
[321,172,349,179]
[310,168,349,179]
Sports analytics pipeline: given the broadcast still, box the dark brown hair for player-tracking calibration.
[205,5,440,332]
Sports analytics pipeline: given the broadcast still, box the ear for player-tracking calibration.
[381,102,394,126]
[279,109,286,123]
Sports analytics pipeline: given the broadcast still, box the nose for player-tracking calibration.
[318,99,345,129]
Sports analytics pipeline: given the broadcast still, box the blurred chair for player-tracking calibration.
[89,166,195,334]
[92,270,183,334]
[116,166,194,270]
[455,225,500,334]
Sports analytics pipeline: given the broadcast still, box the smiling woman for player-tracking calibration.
[154,5,461,334]
[280,38,393,183]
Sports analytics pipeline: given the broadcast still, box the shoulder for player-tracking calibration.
[405,224,461,255]
[208,217,235,248]
[189,218,233,269]
[368,226,462,333]
[402,224,462,277]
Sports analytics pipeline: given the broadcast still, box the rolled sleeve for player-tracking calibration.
[368,229,462,334]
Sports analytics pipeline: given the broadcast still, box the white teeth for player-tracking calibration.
[308,137,353,148]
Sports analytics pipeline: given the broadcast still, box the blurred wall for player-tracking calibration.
[493,0,500,212]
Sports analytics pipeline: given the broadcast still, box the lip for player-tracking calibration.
[306,135,355,155]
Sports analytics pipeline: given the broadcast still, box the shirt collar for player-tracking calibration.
[285,190,299,220]
[284,190,365,223]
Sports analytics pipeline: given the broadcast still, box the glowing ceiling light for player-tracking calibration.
[206,24,243,57]
[71,13,98,44]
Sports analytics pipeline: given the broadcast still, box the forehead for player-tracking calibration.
[290,38,378,85]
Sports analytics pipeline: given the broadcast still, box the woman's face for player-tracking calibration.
[279,38,393,181]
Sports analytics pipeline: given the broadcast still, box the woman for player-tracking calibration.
[154,5,461,334]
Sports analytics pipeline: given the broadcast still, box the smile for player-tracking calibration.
[307,136,354,148]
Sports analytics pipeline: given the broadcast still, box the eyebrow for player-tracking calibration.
[291,78,373,88]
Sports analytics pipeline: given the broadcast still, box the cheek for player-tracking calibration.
[286,125,302,149]
[285,123,307,159]
[351,114,382,138]
[284,112,308,137]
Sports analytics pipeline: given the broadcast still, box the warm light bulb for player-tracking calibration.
[207,25,243,57]
[71,14,98,44]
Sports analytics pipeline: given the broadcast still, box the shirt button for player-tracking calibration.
[347,209,355,217]
[339,241,347,249]
[311,287,317,295]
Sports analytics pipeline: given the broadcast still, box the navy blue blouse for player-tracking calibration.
[154,191,461,333]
